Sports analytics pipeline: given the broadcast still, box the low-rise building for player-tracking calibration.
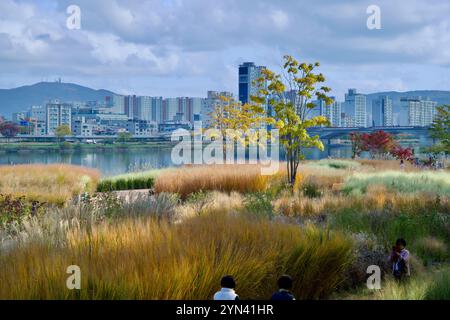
[126,120,158,136]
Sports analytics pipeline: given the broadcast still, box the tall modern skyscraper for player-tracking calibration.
[342,89,367,127]
[238,62,266,105]
[372,96,393,127]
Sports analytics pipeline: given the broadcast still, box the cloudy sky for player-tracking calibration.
[0,0,449,99]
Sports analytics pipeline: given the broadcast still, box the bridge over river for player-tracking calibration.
[307,126,432,144]
[0,126,432,145]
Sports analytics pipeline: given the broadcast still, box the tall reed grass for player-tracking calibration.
[0,164,100,205]
[275,186,449,219]
[0,213,354,300]
[154,165,273,198]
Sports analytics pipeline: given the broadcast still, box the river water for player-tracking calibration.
[0,141,431,176]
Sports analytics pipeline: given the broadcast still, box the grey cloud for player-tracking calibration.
[0,0,449,98]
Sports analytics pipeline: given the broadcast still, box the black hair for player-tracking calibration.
[221,275,236,289]
[396,238,407,247]
[278,275,293,290]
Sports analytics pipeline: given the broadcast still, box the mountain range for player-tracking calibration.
[0,82,115,118]
[1,82,450,120]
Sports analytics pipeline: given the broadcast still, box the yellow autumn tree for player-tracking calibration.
[254,55,332,186]
[207,95,274,160]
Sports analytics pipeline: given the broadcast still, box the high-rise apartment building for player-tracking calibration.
[318,97,342,127]
[46,101,72,135]
[238,62,266,105]
[162,98,180,122]
[28,105,46,135]
[372,96,393,127]
[111,95,125,114]
[150,97,163,123]
[135,96,153,121]
[342,89,367,127]
[161,97,203,123]
[189,97,203,123]
[125,95,138,119]
[201,91,235,127]
[401,97,437,126]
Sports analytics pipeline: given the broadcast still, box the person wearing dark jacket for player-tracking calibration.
[389,238,410,280]
[271,275,295,300]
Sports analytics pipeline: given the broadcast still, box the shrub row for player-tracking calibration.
[97,177,155,192]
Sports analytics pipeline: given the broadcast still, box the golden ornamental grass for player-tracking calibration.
[0,164,100,205]
[274,187,449,218]
[154,164,272,198]
[0,214,354,300]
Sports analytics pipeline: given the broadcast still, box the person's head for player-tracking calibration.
[277,275,293,291]
[395,238,407,250]
[220,275,236,289]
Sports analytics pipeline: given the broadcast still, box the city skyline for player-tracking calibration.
[1,0,450,100]
[7,80,441,139]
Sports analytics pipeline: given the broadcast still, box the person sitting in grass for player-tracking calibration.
[271,275,295,300]
[389,238,410,280]
[213,275,240,300]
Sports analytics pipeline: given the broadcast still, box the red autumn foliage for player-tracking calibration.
[0,121,20,139]
[390,146,414,163]
[350,130,405,159]
[361,130,396,158]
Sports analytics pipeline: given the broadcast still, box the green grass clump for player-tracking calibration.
[424,270,450,300]
[329,209,450,252]
[341,267,450,300]
[343,171,450,197]
[97,169,168,192]
[415,237,449,264]
[378,269,450,300]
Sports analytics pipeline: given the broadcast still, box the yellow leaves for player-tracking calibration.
[275,120,285,129]
[209,98,272,148]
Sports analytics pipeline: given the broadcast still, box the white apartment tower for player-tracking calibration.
[46,101,72,135]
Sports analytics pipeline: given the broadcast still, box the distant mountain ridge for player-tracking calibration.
[0,82,450,119]
[0,82,115,117]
